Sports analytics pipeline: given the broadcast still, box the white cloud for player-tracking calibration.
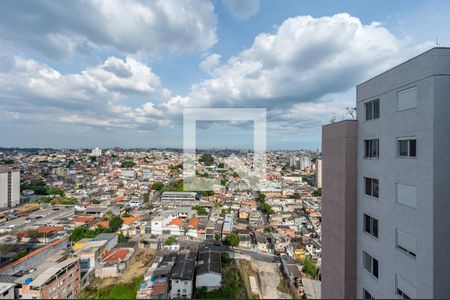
[0,0,217,58]
[174,14,428,113]
[0,12,433,139]
[199,53,221,75]
[223,0,260,20]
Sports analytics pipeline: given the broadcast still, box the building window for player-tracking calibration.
[365,99,380,120]
[364,214,378,238]
[364,139,379,159]
[398,139,416,157]
[396,229,417,258]
[363,251,379,278]
[363,288,375,299]
[365,177,379,198]
[398,86,417,111]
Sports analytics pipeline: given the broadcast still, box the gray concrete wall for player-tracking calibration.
[356,47,450,298]
[321,120,357,299]
[432,74,450,298]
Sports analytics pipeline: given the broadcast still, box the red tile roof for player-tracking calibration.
[102,248,131,264]
[121,216,137,225]
[187,217,199,228]
[169,218,183,226]
[112,196,126,203]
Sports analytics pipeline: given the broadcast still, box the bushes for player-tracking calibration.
[193,205,208,216]
[224,233,240,247]
[302,258,318,277]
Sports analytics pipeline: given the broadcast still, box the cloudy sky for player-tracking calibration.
[0,0,447,150]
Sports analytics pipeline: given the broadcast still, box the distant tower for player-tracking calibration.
[91,147,102,157]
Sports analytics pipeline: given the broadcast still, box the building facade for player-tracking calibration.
[0,166,20,208]
[322,47,450,298]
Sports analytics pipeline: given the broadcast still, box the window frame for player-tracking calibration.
[397,138,416,158]
[364,139,379,159]
[365,99,380,121]
[364,177,379,198]
[363,251,379,279]
[363,214,379,238]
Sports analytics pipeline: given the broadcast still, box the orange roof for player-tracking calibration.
[94,220,110,229]
[72,216,96,223]
[112,196,126,203]
[187,217,199,228]
[0,238,66,273]
[121,216,137,225]
[37,226,64,234]
[169,218,183,226]
[102,248,131,264]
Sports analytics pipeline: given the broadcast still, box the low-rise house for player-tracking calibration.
[137,253,177,299]
[95,247,135,278]
[196,251,221,291]
[169,252,196,299]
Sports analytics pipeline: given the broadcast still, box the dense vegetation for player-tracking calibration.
[21,181,65,196]
[79,276,143,299]
[193,205,208,216]
[313,188,322,197]
[224,233,240,246]
[260,202,274,214]
[121,160,136,168]
[151,181,164,191]
[302,258,318,277]
[69,216,123,242]
[164,236,177,246]
[199,153,214,166]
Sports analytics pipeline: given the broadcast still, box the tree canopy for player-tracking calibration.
[224,233,240,246]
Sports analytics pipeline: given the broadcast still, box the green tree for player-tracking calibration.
[302,258,318,277]
[121,160,136,168]
[14,250,29,261]
[224,233,240,246]
[151,181,164,191]
[109,216,123,232]
[199,153,214,166]
[193,205,208,216]
[214,233,221,241]
[92,199,100,204]
[260,202,274,214]
[118,232,128,243]
[221,252,231,264]
[143,193,150,202]
[164,236,177,246]
[217,162,225,168]
[256,192,266,203]
[313,188,322,197]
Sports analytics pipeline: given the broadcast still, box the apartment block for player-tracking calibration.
[0,166,20,208]
[322,47,450,298]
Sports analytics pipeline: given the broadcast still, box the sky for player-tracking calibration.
[0,0,447,150]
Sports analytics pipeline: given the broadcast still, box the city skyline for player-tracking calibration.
[1,0,449,149]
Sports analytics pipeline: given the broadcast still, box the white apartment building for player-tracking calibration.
[322,47,450,299]
[0,166,20,208]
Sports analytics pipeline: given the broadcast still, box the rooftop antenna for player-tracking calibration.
[436,36,440,47]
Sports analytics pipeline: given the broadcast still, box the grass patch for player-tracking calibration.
[276,274,289,294]
[79,275,143,299]
[238,260,260,299]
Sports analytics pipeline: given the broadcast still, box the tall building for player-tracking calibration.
[322,47,450,299]
[91,147,102,157]
[0,166,20,208]
[315,158,322,188]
